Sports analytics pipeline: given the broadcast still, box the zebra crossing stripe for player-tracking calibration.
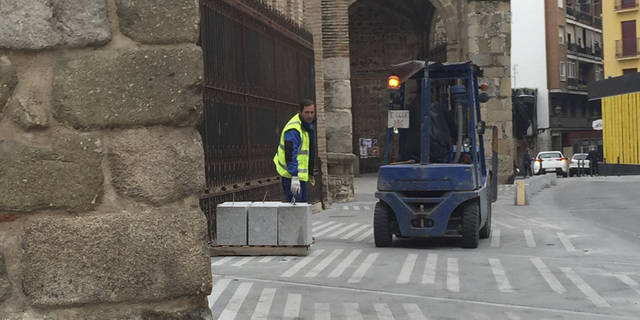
[313,221,336,233]
[250,288,276,320]
[212,257,234,266]
[232,257,254,267]
[491,228,501,247]
[340,224,370,240]
[504,311,521,320]
[561,267,610,307]
[315,303,331,320]
[403,303,427,320]
[557,233,576,252]
[374,303,395,320]
[218,282,253,320]
[283,294,302,320]
[489,258,514,293]
[422,253,438,284]
[259,256,273,263]
[281,249,325,278]
[343,205,349,210]
[208,278,231,307]
[344,303,363,320]
[396,253,418,284]
[614,274,640,296]
[348,253,379,283]
[530,257,566,294]
[312,221,322,226]
[524,229,536,248]
[353,205,360,210]
[305,249,344,277]
[315,223,346,237]
[353,228,373,242]
[327,223,361,238]
[494,220,515,229]
[447,258,460,292]
[364,206,371,211]
[328,249,362,278]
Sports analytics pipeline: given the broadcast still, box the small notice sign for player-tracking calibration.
[387,110,410,128]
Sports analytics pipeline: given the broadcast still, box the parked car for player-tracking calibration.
[533,151,569,177]
[569,153,590,176]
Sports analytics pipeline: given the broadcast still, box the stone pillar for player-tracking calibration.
[465,0,515,183]
[0,0,211,319]
[321,0,356,202]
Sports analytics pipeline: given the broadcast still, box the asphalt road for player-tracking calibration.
[208,175,640,320]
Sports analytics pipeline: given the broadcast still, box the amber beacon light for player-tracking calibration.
[387,75,401,90]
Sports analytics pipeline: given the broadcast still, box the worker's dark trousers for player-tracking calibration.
[281,177,308,203]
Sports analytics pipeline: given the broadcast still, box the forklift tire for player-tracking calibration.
[480,190,492,239]
[374,201,393,247]
[460,200,480,248]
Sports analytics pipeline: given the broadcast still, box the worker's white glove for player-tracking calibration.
[290,176,301,195]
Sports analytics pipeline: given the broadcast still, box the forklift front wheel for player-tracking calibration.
[460,200,480,248]
[374,201,394,247]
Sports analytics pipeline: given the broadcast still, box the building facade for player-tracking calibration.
[602,0,640,77]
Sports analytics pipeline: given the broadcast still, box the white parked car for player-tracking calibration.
[533,151,569,177]
[569,153,590,176]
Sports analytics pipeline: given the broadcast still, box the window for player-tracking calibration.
[595,65,603,80]
[622,20,637,57]
[559,27,565,44]
[567,61,577,78]
[560,62,567,81]
[558,0,563,8]
[623,68,638,74]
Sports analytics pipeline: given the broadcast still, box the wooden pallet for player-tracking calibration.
[209,245,309,257]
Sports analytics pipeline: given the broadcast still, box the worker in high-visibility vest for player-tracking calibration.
[273,99,316,202]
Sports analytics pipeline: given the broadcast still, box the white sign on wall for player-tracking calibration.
[592,119,602,130]
[388,110,410,128]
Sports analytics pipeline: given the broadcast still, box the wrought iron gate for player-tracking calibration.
[199,0,320,242]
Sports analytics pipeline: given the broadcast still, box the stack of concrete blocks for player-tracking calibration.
[514,174,558,205]
[216,202,312,246]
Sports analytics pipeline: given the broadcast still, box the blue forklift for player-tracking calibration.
[374,61,498,248]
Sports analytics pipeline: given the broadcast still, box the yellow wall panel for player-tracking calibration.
[602,93,640,165]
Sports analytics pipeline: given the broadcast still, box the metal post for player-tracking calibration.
[419,73,431,164]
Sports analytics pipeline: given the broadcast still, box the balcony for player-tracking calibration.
[566,6,602,28]
[567,78,591,92]
[615,0,639,11]
[567,42,603,60]
[616,38,640,59]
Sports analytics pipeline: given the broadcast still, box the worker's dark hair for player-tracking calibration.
[299,99,315,111]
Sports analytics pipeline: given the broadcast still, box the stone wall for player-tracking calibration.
[0,0,212,319]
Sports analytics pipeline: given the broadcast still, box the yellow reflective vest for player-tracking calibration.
[273,114,310,181]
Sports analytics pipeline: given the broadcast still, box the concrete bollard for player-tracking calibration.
[248,202,279,245]
[216,202,251,245]
[278,203,312,245]
[515,179,527,205]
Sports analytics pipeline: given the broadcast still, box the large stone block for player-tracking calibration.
[216,202,250,245]
[142,307,213,320]
[52,45,203,129]
[325,110,353,154]
[9,93,49,129]
[249,202,279,246]
[278,203,312,245]
[0,0,111,50]
[0,56,17,116]
[106,127,205,205]
[117,0,199,44]
[324,80,352,112]
[0,252,10,303]
[0,133,103,212]
[22,207,211,307]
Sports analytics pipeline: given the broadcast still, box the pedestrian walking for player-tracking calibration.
[273,99,316,202]
[586,149,599,176]
[522,152,533,177]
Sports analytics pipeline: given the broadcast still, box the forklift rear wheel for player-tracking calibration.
[374,201,393,247]
[480,190,492,239]
[461,200,480,248]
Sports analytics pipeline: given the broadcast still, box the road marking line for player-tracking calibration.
[281,249,325,278]
[315,303,331,320]
[557,233,576,252]
[207,278,231,307]
[250,288,276,320]
[447,258,460,292]
[313,221,336,233]
[489,258,514,293]
[340,224,370,240]
[614,274,640,296]
[315,223,346,237]
[212,257,234,266]
[524,229,536,248]
[396,253,418,284]
[403,303,427,320]
[422,253,438,284]
[283,294,302,320]
[491,228,501,247]
[328,249,362,278]
[504,311,521,320]
[374,303,395,320]
[354,205,360,210]
[344,303,363,320]
[343,205,349,210]
[327,223,361,238]
[232,257,254,267]
[218,282,253,320]
[530,218,564,230]
[354,228,373,242]
[348,253,379,283]
[561,267,611,307]
[364,206,371,210]
[312,221,322,226]
[305,249,343,278]
[259,256,273,263]
[494,220,515,229]
[530,257,566,294]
